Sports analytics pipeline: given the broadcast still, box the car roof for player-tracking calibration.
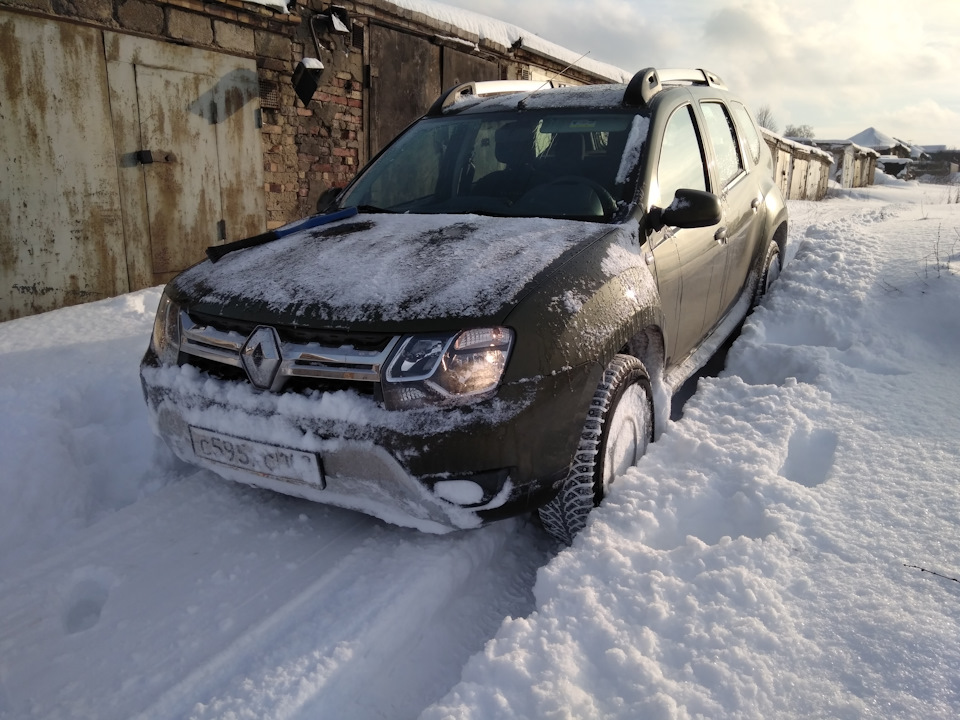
[429,68,729,117]
[447,84,632,115]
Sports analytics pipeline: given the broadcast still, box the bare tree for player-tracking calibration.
[784,123,815,139]
[755,105,778,133]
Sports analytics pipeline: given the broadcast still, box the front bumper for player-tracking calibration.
[140,350,599,532]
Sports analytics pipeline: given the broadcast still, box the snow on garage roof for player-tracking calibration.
[386,0,633,83]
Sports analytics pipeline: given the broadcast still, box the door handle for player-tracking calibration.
[751,196,762,212]
[136,150,177,164]
[714,227,728,244]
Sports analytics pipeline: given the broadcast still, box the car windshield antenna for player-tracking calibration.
[517,50,591,109]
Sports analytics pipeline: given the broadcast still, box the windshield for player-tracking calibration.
[339,111,646,222]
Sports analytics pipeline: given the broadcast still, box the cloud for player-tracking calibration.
[432,0,960,146]
[878,100,960,146]
[702,5,783,50]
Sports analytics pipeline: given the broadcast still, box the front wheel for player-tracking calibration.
[754,240,782,306]
[538,355,654,544]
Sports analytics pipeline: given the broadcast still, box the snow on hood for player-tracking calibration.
[173,213,611,325]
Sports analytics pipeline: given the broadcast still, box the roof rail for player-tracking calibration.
[427,80,554,116]
[657,68,726,89]
[623,68,661,107]
[622,67,726,107]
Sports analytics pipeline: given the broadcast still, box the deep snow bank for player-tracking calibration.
[0,288,174,574]
[422,183,960,718]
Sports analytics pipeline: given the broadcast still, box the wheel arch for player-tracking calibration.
[748,214,788,297]
[772,217,788,260]
[621,324,670,438]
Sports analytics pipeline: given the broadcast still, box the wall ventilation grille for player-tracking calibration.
[259,80,280,109]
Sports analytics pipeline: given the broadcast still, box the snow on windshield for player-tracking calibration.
[616,115,651,184]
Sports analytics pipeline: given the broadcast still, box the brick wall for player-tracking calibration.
[259,1,366,228]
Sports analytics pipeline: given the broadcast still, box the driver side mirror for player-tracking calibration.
[648,189,722,232]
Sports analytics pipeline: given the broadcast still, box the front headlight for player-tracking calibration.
[150,291,182,365]
[382,327,514,410]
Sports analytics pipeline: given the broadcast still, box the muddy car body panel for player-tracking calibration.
[141,68,788,537]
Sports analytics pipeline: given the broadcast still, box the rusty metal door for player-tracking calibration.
[105,32,265,287]
[0,11,128,321]
[368,24,441,157]
[441,47,499,88]
[135,67,223,276]
[0,16,265,320]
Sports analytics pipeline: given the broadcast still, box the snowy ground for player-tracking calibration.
[1,177,959,718]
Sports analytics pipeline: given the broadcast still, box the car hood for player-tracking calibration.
[171,213,612,329]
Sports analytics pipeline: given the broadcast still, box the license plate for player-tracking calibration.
[189,427,324,488]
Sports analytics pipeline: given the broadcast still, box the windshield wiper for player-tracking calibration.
[207,207,359,262]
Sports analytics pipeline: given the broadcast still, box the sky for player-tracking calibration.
[436,0,960,148]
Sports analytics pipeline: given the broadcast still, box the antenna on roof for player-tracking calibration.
[517,50,591,109]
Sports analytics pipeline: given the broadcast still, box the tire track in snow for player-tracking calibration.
[180,522,548,720]
[0,473,550,720]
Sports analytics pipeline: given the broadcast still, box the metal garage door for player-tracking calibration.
[368,24,499,158]
[105,32,265,286]
[0,11,127,321]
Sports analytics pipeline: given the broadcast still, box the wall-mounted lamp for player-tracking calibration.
[316,6,351,34]
[292,57,324,107]
[309,6,351,58]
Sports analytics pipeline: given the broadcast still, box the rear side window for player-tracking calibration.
[730,102,762,165]
[657,105,708,206]
[700,102,744,188]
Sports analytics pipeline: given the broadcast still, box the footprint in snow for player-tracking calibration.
[62,569,114,635]
[780,426,838,488]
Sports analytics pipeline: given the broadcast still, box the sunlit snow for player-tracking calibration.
[1,176,959,718]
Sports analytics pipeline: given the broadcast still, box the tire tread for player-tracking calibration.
[538,355,649,544]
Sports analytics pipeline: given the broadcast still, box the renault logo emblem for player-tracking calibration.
[240,326,282,389]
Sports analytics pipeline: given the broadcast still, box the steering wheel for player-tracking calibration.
[543,175,618,215]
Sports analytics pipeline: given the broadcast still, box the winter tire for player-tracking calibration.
[538,354,654,544]
[754,240,781,305]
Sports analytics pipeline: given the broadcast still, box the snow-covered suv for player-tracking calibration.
[141,67,788,543]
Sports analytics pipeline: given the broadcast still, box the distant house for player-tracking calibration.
[847,127,926,159]
[921,147,960,177]
[850,127,960,179]
[844,126,951,179]
[876,156,913,178]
